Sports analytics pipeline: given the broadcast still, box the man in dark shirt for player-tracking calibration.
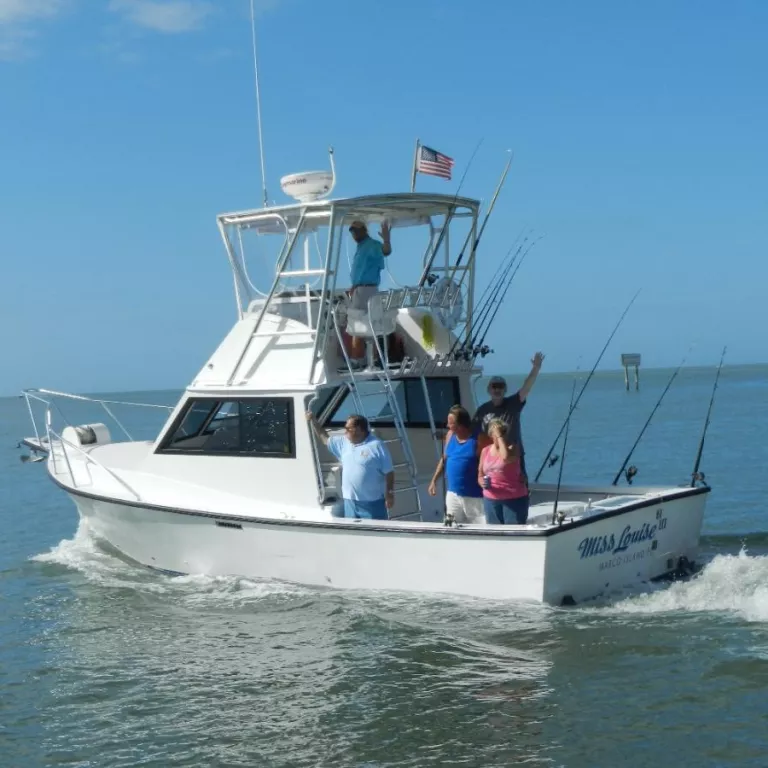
[471,352,545,478]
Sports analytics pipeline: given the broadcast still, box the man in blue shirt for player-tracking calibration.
[306,411,395,520]
[347,219,392,363]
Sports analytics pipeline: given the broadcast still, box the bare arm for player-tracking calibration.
[498,441,519,464]
[384,470,395,509]
[428,433,449,496]
[477,452,485,489]
[429,456,445,488]
[380,221,392,257]
[519,352,545,402]
[305,411,330,446]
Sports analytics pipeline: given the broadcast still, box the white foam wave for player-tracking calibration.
[609,548,768,622]
[31,521,310,604]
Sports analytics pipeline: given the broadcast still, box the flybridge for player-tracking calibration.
[214,188,482,386]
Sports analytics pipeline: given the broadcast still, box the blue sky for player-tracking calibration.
[1,0,766,395]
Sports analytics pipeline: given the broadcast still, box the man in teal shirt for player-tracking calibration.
[347,219,392,362]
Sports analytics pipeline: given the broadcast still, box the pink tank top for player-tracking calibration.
[480,446,528,500]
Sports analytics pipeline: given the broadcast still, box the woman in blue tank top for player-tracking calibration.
[428,405,485,524]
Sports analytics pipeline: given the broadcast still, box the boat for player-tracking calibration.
[20,159,710,605]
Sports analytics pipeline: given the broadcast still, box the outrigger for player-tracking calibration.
[20,160,710,604]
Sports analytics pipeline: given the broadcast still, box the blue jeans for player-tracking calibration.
[341,498,388,520]
[483,496,529,525]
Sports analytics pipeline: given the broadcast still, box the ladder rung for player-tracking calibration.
[393,486,419,494]
[277,268,330,278]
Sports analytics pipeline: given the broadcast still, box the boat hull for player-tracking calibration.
[67,486,708,604]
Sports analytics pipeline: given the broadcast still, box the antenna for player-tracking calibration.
[249,0,268,207]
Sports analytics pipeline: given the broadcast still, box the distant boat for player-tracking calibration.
[20,167,709,605]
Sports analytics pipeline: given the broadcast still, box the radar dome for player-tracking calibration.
[280,171,334,202]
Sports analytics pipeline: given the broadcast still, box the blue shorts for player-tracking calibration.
[483,496,529,525]
[342,498,388,520]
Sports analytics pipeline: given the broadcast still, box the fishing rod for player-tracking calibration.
[473,228,529,314]
[417,138,484,288]
[552,378,578,524]
[450,237,526,358]
[469,236,528,338]
[690,346,726,488]
[447,151,514,284]
[470,236,542,356]
[448,230,528,357]
[611,350,690,486]
[534,289,642,482]
[435,154,516,332]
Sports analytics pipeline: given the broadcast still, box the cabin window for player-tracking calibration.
[328,377,460,428]
[158,398,295,457]
[403,378,460,427]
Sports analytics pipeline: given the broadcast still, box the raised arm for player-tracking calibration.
[519,352,545,402]
[380,221,392,257]
[305,411,330,446]
[497,441,519,464]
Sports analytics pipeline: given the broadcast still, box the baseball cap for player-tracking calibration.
[488,376,507,387]
[349,219,367,231]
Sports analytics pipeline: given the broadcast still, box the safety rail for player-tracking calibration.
[23,388,174,443]
[46,423,142,501]
[21,388,175,502]
[381,283,462,313]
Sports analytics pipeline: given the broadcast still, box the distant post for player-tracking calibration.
[621,353,641,391]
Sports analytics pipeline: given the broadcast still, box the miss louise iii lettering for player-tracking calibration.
[578,520,660,560]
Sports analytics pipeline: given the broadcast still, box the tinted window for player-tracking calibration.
[405,378,460,427]
[328,378,460,428]
[159,398,295,457]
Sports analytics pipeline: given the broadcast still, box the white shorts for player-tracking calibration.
[445,491,485,525]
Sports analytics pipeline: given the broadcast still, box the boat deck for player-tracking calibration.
[29,435,699,534]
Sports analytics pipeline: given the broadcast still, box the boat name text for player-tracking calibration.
[577,518,664,560]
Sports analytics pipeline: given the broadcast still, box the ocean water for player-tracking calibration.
[2,365,768,767]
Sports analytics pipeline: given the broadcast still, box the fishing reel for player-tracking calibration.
[474,344,493,358]
[625,465,638,485]
[547,454,559,468]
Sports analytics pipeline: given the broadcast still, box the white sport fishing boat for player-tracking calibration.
[20,157,710,604]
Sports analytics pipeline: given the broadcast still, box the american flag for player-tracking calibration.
[416,145,454,180]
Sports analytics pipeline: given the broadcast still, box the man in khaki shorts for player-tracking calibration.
[346,219,391,366]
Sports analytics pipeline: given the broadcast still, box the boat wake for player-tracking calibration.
[606,548,768,623]
[30,521,310,605]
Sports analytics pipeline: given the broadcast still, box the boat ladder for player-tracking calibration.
[330,308,422,518]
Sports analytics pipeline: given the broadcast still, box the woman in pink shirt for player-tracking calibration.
[477,419,529,524]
